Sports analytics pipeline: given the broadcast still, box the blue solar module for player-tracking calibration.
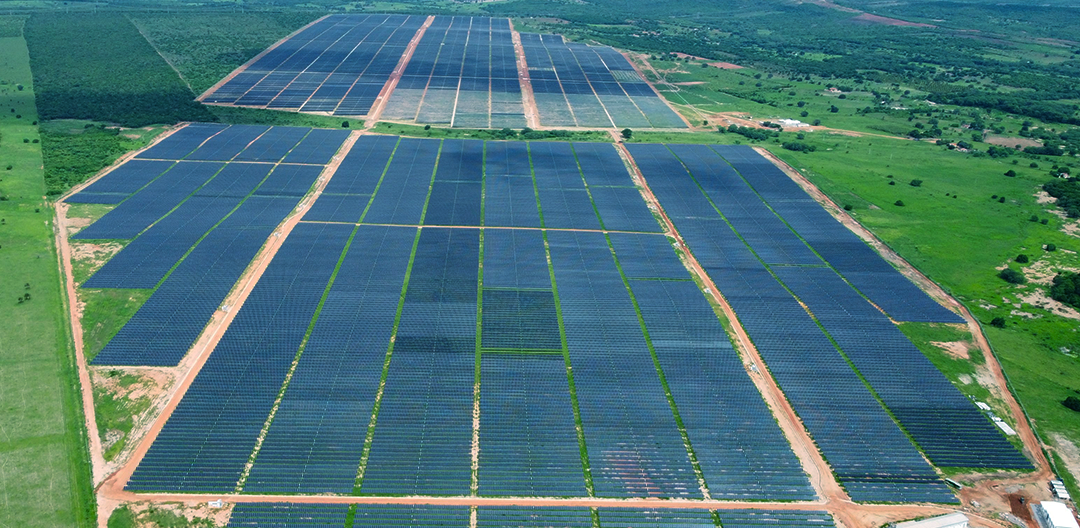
[234,126,311,162]
[485,141,532,177]
[772,266,1030,470]
[425,181,482,226]
[607,233,685,280]
[72,159,176,199]
[92,197,300,366]
[574,142,632,187]
[598,508,715,527]
[73,161,225,240]
[530,142,585,190]
[710,145,963,323]
[629,279,815,501]
[361,228,478,495]
[626,143,957,504]
[588,186,661,232]
[281,128,352,165]
[253,164,324,197]
[353,505,471,528]
[124,223,351,491]
[479,507,591,528]
[484,175,540,228]
[228,503,350,528]
[548,230,697,498]
[324,135,398,196]
[246,226,416,494]
[479,355,586,496]
[186,125,271,161]
[304,193,371,223]
[195,162,276,198]
[538,188,600,230]
[362,138,440,225]
[63,192,130,204]
[481,290,560,350]
[135,123,227,160]
[482,229,550,290]
[435,139,484,182]
[715,509,838,528]
[83,196,244,289]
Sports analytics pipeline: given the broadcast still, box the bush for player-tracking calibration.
[1016,254,1029,263]
[621,128,633,140]
[1050,272,1080,309]
[1064,396,1080,413]
[990,316,1006,328]
[1046,243,1057,251]
[781,141,816,152]
[894,200,904,206]
[998,268,1026,284]
[1005,169,1017,177]
[909,179,922,187]
[843,204,853,211]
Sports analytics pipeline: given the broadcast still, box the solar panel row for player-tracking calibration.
[520,33,686,128]
[382,16,526,128]
[627,143,957,503]
[204,14,425,115]
[126,223,353,491]
[227,504,837,527]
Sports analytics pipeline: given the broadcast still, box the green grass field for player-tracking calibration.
[0,30,94,527]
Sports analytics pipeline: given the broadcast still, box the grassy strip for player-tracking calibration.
[0,31,95,527]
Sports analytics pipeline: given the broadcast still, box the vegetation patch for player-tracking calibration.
[81,288,153,361]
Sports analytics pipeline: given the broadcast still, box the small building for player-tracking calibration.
[1034,501,1080,528]
[895,512,969,528]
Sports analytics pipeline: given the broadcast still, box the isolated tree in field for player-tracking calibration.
[998,268,1025,284]
[893,200,904,206]
[1050,272,1080,309]
[990,316,1006,328]
[1005,169,1016,177]
[1015,254,1029,263]
[1064,396,1080,413]
[909,179,922,187]
[621,128,633,140]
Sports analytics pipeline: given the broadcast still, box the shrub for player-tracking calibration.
[843,204,853,211]
[998,268,1026,284]
[781,141,815,152]
[1016,254,1029,263]
[1064,396,1080,413]
[1050,272,1080,309]
[341,120,349,128]
[909,179,922,187]
[998,196,1006,203]
[621,128,633,140]
[990,316,1006,328]
[894,200,904,206]
[1046,243,1057,251]
[1005,169,1016,177]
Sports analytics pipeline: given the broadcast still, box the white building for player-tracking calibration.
[895,512,969,528]
[1035,501,1080,528]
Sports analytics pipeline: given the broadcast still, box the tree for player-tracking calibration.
[341,120,350,128]
[800,111,809,118]
[1050,272,1080,309]
[990,316,1006,328]
[1016,254,1029,263]
[894,200,905,206]
[909,179,922,187]
[998,268,1026,284]
[1004,169,1016,177]
[1047,243,1057,252]
[829,105,839,113]
[621,128,633,140]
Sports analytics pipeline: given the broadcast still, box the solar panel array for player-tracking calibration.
[520,33,686,128]
[124,136,812,505]
[628,144,954,502]
[203,14,425,115]
[382,16,526,128]
[228,505,837,527]
[71,124,350,366]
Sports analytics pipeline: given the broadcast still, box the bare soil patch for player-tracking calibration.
[851,13,936,28]
[986,135,1041,149]
[1050,433,1080,484]
[1017,290,1080,321]
[707,62,742,70]
[931,340,970,360]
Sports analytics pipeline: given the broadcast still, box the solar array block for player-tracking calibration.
[227,503,351,528]
[425,181,482,226]
[481,289,561,350]
[233,126,311,162]
[246,226,416,494]
[520,33,685,129]
[253,164,324,197]
[485,175,540,228]
[323,135,398,196]
[531,141,586,190]
[362,138,439,225]
[125,223,351,491]
[304,193,371,223]
[711,145,963,323]
[626,143,957,503]
[574,142,632,187]
[589,186,661,233]
[482,229,551,290]
[773,266,1029,469]
[186,125,270,161]
[479,356,586,496]
[548,230,697,498]
[135,123,227,160]
[91,197,300,366]
[352,505,471,527]
[607,233,686,280]
[361,229,477,496]
[70,159,176,203]
[73,161,225,240]
[204,15,426,116]
[715,509,838,528]
[598,508,715,527]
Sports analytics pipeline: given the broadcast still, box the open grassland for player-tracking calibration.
[0,28,94,528]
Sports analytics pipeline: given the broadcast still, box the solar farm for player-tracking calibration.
[199,14,686,129]
[60,114,1037,527]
